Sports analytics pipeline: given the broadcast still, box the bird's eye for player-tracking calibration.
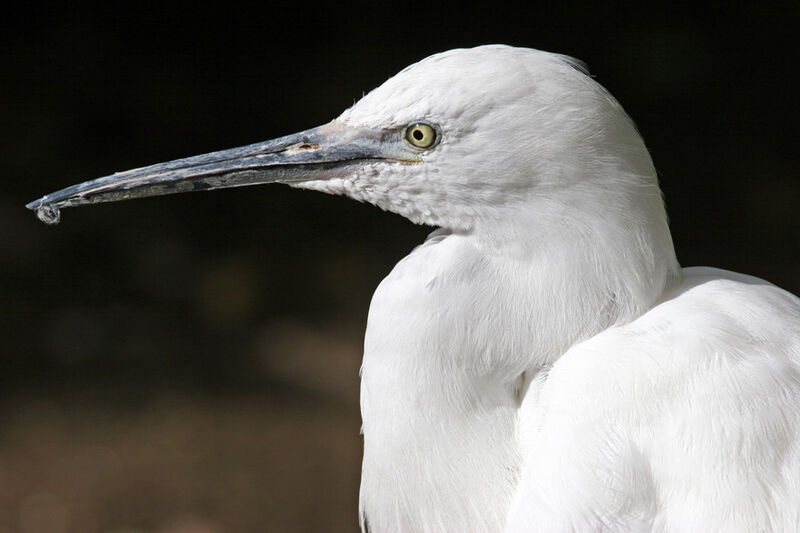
[404,123,439,149]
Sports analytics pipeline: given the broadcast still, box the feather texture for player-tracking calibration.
[333,47,800,532]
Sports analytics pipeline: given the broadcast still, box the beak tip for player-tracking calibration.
[27,199,61,225]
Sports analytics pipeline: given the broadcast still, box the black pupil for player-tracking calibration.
[413,129,424,141]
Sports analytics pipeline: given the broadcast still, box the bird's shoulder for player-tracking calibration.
[508,267,800,531]
[541,266,800,423]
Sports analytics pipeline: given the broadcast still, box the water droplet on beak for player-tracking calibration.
[35,204,61,225]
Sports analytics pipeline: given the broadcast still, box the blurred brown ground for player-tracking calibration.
[0,321,364,533]
[0,390,361,533]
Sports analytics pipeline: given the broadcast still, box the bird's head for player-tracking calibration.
[27,45,662,237]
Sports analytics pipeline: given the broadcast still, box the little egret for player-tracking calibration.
[28,45,800,532]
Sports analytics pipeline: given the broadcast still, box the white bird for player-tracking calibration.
[28,45,800,532]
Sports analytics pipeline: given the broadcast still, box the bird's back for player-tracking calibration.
[508,267,800,531]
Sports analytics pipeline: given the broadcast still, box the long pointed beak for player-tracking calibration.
[27,121,416,224]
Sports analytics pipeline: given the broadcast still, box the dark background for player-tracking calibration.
[2,3,798,532]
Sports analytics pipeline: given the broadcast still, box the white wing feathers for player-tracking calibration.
[509,267,800,532]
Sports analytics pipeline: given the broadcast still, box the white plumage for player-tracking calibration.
[28,45,800,532]
[337,46,800,532]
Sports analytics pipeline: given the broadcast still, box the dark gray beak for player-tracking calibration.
[26,121,418,224]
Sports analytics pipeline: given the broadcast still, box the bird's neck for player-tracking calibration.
[359,196,680,532]
[472,186,682,351]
